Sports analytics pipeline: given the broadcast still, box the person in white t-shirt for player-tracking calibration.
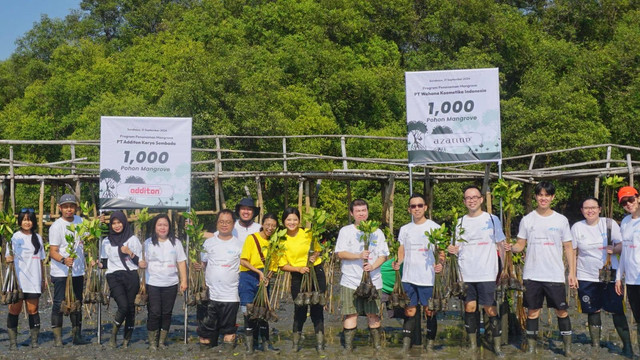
[5,208,45,349]
[615,186,640,355]
[204,197,262,240]
[335,199,389,352]
[506,181,576,356]
[572,196,631,356]
[392,193,443,353]
[48,194,87,347]
[448,185,505,356]
[197,209,243,351]
[142,214,187,350]
[100,210,143,349]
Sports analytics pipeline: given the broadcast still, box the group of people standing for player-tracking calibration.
[4,182,640,357]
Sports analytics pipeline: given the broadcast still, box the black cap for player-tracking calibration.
[58,194,78,205]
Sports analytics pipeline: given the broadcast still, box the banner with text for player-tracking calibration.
[405,68,501,164]
[99,116,192,210]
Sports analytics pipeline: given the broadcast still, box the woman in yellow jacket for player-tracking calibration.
[239,213,280,354]
[279,207,326,353]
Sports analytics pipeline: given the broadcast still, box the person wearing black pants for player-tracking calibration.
[279,207,326,353]
[5,209,46,349]
[48,194,87,347]
[100,211,142,348]
[142,214,187,349]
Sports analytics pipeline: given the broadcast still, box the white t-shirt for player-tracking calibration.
[6,231,45,293]
[100,235,142,274]
[335,224,389,290]
[145,238,187,287]
[617,215,640,284]
[49,215,85,277]
[456,212,506,283]
[233,220,261,241]
[517,210,572,283]
[572,218,621,282]
[201,234,243,302]
[398,219,441,286]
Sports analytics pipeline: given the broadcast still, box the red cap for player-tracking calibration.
[618,186,639,203]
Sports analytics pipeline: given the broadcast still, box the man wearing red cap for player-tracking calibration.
[615,186,640,353]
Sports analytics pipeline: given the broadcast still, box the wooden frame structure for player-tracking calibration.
[2,137,640,233]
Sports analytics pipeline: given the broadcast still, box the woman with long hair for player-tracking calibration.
[5,208,45,349]
[100,211,143,348]
[279,207,326,353]
[142,214,187,349]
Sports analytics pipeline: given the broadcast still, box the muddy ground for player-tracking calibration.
[0,275,635,359]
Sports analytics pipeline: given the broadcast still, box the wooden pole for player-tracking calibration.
[305,180,311,225]
[38,180,45,232]
[256,176,264,223]
[346,181,353,224]
[627,153,634,186]
[0,180,4,212]
[51,184,57,216]
[482,163,492,214]
[312,179,321,208]
[9,146,15,213]
[341,136,348,170]
[297,179,304,216]
[383,176,396,233]
[219,179,227,209]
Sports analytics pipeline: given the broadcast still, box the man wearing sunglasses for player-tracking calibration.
[615,186,640,354]
[392,193,442,353]
[505,181,576,357]
[448,185,506,356]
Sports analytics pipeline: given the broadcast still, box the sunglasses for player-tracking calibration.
[20,208,35,214]
[409,204,425,209]
[620,196,637,206]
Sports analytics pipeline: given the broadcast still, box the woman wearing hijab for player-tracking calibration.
[100,211,143,348]
[5,208,45,349]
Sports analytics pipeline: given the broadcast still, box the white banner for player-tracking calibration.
[405,68,501,164]
[99,116,192,209]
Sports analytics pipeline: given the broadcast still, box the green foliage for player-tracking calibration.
[1,0,640,227]
[356,219,380,251]
[182,209,205,263]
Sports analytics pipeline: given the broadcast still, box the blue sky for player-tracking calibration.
[0,0,81,60]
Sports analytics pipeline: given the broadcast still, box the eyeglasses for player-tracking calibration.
[409,204,425,209]
[581,206,600,211]
[464,196,482,201]
[20,208,35,214]
[620,196,637,206]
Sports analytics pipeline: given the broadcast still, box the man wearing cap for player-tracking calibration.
[615,186,640,353]
[233,198,262,240]
[48,194,88,346]
[204,198,261,240]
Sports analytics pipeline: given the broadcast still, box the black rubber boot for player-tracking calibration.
[8,327,18,350]
[122,328,133,348]
[159,329,168,349]
[30,327,40,348]
[344,328,356,352]
[589,325,601,348]
[148,330,158,350]
[109,323,121,348]
[563,334,573,358]
[292,331,301,352]
[52,327,63,347]
[316,331,325,354]
[245,329,254,354]
[370,327,382,350]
